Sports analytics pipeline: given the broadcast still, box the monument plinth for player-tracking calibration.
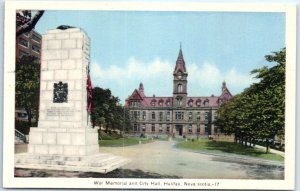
[15,27,129,173]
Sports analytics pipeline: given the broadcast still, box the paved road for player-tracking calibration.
[100,140,284,179]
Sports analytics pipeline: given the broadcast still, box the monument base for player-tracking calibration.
[28,127,99,156]
[15,153,130,173]
[15,126,130,174]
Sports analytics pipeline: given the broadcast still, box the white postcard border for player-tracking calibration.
[3,1,296,190]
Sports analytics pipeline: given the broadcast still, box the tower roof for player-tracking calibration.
[174,46,186,73]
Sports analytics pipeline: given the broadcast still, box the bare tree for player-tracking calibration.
[16,10,44,37]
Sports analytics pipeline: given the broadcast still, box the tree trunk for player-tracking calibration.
[265,139,270,153]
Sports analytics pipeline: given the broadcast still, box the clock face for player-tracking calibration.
[178,74,182,79]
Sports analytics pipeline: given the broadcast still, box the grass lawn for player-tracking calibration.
[99,137,153,147]
[176,139,284,162]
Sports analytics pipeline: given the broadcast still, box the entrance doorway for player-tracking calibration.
[176,125,183,136]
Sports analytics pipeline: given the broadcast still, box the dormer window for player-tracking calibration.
[188,99,193,107]
[203,99,209,107]
[158,99,163,106]
[151,100,156,106]
[166,99,171,106]
[196,99,201,107]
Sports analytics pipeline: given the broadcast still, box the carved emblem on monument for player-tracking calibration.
[53,81,68,103]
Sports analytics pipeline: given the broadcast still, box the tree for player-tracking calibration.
[91,87,130,133]
[215,48,285,153]
[15,56,40,126]
[16,10,44,37]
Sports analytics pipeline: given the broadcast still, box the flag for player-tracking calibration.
[87,73,93,113]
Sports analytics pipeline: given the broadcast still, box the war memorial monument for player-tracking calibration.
[14,27,129,173]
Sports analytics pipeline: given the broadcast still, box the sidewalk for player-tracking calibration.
[254,145,285,157]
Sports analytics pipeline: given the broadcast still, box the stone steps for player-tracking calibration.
[15,153,130,174]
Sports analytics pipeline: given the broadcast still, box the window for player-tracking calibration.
[166,112,170,121]
[24,31,30,37]
[133,111,140,120]
[19,50,29,58]
[166,100,171,106]
[159,112,163,121]
[142,111,146,120]
[205,112,209,121]
[159,100,163,106]
[134,124,138,132]
[178,84,183,93]
[188,112,193,121]
[151,100,156,106]
[175,112,184,120]
[151,124,155,132]
[32,44,40,53]
[204,100,209,107]
[205,124,209,134]
[159,124,163,132]
[177,97,183,106]
[130,111,134,120]
[32,34,41,43]
[188,100,193,107]
[142,124,146,132]
[196,112,201,121]
[213,112,217,121]
[19,38,29,47]
[167,124,170,132]
[32,56,39,61]
[131,101,140,107]
[151,112,155,120]
[197,124,200,133]
[188,124,192,133]
[196,100,201,107]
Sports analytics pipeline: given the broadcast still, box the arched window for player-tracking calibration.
[177,97,183,106]
[177,84,183,93]
[188,99,193,107]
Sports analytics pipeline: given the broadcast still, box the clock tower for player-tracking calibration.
[173,46,188,107]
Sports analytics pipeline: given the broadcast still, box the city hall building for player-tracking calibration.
[125,48,232,136]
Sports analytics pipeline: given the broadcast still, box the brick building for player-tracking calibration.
[16,29,42,61]
[125,47,232,136]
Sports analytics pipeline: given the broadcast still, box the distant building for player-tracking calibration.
[16,29,42,61]
[125,47,233,136]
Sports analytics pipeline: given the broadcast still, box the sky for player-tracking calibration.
[35,10,285,105]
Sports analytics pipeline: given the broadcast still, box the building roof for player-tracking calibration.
[126,82,227,108]
[174,47,187,73]
[125,48,233,108]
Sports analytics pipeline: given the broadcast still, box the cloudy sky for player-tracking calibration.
[35,11,285,104]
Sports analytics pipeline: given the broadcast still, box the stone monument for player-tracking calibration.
[15,27,129,173]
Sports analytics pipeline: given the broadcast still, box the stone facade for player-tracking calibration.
[28,27,99,156]
[125,48,233,137]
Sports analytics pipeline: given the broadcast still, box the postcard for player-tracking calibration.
[3,1,296,190]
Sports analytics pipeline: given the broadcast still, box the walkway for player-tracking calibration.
[100,140,284,179]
